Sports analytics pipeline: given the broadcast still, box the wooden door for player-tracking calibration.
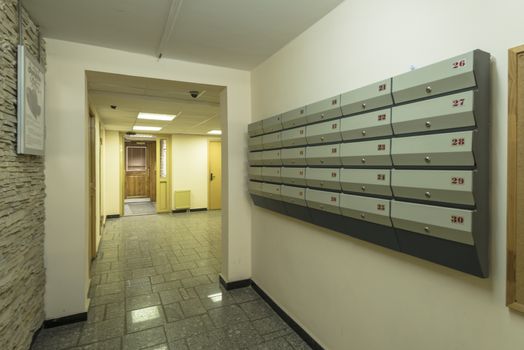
[88,112,96,262]
[208,141,222,210]
[507,45,524,311]
[125,143,149,198]
[156,136,172,212]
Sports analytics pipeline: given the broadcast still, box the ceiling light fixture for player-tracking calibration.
[137,112,176,121]
[207,130,222,135]
[133,126,162,131]
[128,134,154,138]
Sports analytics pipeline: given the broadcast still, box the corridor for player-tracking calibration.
[31,212,310,350]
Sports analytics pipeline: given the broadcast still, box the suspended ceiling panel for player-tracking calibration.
[87,71,223,135]
[23,0,344,69]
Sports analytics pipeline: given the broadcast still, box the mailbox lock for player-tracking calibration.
[320,182,324,187]
[361,103,366,109]
[320,114,325,119]
[424,226,430,233]
[320,160,325,164]
[361,130,367,136]
[425,121,431,128]
[320,136,325,141]
[360,213,366,219]
[424,156,431,163]
[425,191,431,198]
[426,86,432,94]
[361,186,366,191]
[361,158,366,164]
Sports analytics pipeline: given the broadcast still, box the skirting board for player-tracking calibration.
[219,276,324,350]
[172,208,208,213]
[43,312,87,329]
[106,214,120,219]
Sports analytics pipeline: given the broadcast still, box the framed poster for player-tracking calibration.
[17,45,45,156]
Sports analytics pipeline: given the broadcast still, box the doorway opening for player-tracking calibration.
[123,139,157,216]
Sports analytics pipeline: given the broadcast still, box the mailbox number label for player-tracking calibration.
[451,177,464,185]
[377,204,386,211]
[377,174,386,181]
[299,129,304,134]
[451,215,464,224]
[331,196,337,202]
[332,123,338,129]
[377,114,386,121]
[451,138,465,146]
[377,144,386,151]
[378,83,387,91]
[452,98,465,107]
[299,151,304,155]
[332,99,338,105]
[331,148,337,154]
[331,172,337,178]
[299,171,304,175]
[452,59,466,69]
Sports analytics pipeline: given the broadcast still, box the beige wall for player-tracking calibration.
[251,0,524,349]
[44,39,251,319]
[172,134,221,210]
[103,130,121,216]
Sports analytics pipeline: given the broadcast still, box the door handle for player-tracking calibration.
[210,173,215,181]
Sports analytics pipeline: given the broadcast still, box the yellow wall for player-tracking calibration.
[171,134,221,210]
[250,0,524,349]
[44,39,251,319]
[103,130,121,216]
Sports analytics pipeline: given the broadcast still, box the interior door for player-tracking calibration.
[125,144,149,198]
[208,141,222,210]
[156,136,172,213]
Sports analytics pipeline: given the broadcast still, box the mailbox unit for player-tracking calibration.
[247,50,490,277]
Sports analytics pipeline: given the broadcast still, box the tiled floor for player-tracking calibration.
[124,199,157,216]
[32,211,311,350]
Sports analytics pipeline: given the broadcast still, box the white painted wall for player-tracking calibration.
[171,134,220,210]
[44,39,251,319]
[251,0,524,349]
[103,130,121,216]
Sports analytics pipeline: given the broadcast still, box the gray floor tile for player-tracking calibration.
[32,323,83,350]
[127,293,161,311]
[126,306,166,333]
[78,318,125,345]
[70,337,122,350]
[250,337,294,350]
[252,315,289,335]
[179,298,206,317]
[208,305,249,328]
[164,315,214,341]
[32,212,305,350]
[123,326,166,350]
[240,300,275,321]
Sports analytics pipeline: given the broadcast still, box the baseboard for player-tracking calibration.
[251,281,324,350]
[219,275,252,290]
[43,312,87,329]
[172,208,208,214]
[31,325,43,346]
[106,214,120,219]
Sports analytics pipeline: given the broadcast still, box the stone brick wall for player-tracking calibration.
[0,1,47,349]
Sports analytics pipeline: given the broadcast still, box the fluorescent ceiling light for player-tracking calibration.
[128,134,154,138]
[133,126,162,131]
[137,112,176,121]
[207,130,222,135]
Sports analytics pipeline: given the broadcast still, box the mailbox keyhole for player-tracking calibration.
[426,86,432,93]
[361,158,366,164]
[424,156,431,163]
[425,191,431,198]
[425,121,431,128]
[361,130,367,136]
[361,103,366,109]
[424,226,431,233]
[361,186,366,191]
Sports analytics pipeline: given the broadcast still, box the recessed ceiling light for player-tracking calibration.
[128,134,154,138]
[137,112,176,121]
[133,126,162,131]
[207,130,222,135]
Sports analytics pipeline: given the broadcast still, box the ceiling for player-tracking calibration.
[23,0,344,69]
[87,71,223,135]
